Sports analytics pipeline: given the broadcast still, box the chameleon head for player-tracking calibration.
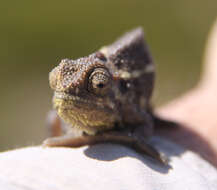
[49,53,120,135]
[49,28,155,135]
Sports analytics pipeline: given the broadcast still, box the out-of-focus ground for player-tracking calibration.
[0,1,216,151]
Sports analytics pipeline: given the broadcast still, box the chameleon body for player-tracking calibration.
[44,28,169,165]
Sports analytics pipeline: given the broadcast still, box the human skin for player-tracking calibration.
[157,20,217,167]
[1,19,217,190]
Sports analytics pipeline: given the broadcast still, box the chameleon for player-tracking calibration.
[43,27,174,165]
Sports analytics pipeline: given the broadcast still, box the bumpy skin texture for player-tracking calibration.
[44,28,169,164]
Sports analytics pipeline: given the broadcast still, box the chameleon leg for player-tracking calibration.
[43,133,81,147]
[46,110,66,137]
[45,110,81,146]
[130,125,168,165]
[43,130,168,165]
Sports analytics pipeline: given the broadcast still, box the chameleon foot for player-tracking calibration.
[43,133,168,165]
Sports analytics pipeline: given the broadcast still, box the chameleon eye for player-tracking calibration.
[88,68,111,96]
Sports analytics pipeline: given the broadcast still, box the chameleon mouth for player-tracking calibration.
[54,91,90,103]
[53,91,104,107]
[53,91,117,135]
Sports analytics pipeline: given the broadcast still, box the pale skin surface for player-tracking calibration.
[1,20,217,189]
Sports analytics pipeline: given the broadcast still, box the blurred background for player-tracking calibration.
[0,1,216,151]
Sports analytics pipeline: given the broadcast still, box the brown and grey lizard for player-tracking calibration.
[43,28,175,165]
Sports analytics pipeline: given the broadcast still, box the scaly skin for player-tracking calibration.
[43,28,171,165]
